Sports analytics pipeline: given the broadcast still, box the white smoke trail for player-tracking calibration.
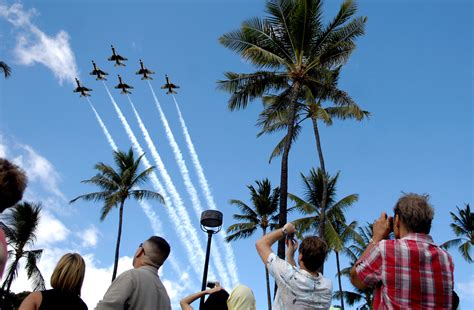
[172,95,239,286]
[85,96,183,277]
[131,89,231,288]
[102,83,208,279]
[86,98,118,152]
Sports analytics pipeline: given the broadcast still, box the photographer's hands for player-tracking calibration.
[372,212,392,243]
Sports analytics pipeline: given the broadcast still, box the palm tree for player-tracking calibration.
[219,0,367,259]
[70,148,163,281]
[0,202,45,293]
[0,61,11,78]
[290,168,358,309]
[336,224,374,309]
[226,179,280,310]
[442,203,473,263]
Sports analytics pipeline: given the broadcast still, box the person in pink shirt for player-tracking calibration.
[0,158,28,279]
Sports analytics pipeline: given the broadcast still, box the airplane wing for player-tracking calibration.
[125,84,134,89]
[117,56,128,61]
[136,69,144,75]
[114,85,120,89]
[170,83,180,88]
[108,56,115,61]
[84,87,92,91]
[99,70,108,75]
[146,70,155,74]
[160,85,167,89]
[89,70,96,75]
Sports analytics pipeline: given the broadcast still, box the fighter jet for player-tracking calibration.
[108,45,128,67]
[135,59,155,80]
[161,75,179,94]
[89,61,108,80]
[115,75,133,94]
[73,78,92,97]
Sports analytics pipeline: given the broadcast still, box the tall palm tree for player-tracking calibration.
[226,179,280,310]
[290,168,357,308]
[70,148,163,281]
[219,0,367,259]
[0,61,11,78]
[442,203,473,263]
[0,202,45,293]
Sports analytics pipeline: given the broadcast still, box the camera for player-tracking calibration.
[206,281,217,289]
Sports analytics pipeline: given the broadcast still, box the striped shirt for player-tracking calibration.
[355,233,454,309]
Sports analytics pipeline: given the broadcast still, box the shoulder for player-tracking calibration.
[18,291,42,310]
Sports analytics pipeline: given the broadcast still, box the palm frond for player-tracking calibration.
[229,199,258,218]
[130,189,164,204]
[70,191,112,204]
[225,223,258,242]
[0,61,12,78]
[217,71,289,110]
[25,250,45,291]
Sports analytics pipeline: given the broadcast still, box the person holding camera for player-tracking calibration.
[256,222,332,309]
[180,282,229,310]
[350,193,454,309]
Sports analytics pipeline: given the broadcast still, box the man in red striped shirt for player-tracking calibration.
[350,193,454,309]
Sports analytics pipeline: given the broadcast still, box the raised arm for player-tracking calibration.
[256,223,296,264]
[180,284,223,310]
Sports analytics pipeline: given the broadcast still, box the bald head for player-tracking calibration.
[143,236,170,267]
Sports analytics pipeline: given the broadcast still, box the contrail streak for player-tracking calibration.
[86,98,118,151]
[147,82,231,288]
[85,96,183,277]
[125,94,222,283]
[102,82,208,279]
[172,95,239,286]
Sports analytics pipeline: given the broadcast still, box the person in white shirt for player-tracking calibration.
[256,223,332,310]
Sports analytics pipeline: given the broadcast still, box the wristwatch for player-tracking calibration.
[282,227,288,237]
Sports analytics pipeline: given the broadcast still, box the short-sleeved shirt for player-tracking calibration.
[355,233,454,309]
[95,265,171,310]
[267,253,332,309]
[39,289,88,310]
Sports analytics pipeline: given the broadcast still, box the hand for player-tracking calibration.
[372,212,392,243]
[285,237,298,257]
[205,283,222,295]
[283,222,296,236]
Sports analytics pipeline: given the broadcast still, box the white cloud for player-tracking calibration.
[36,209,70,246]
[12,144,66,200]
[78,226,100,248]
[457,274,474,301]
[0,142,7,158]
[0,2,79,85]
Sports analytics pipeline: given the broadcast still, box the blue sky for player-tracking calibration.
[0,0,472,309]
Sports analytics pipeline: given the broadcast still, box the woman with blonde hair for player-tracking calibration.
[19,253,87,310]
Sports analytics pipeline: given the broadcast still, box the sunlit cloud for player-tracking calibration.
[0,2,79,85]
[78,225,100,248]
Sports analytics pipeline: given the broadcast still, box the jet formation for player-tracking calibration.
[161,75,180,94]
[73,78,92,97]
[90,61,108,80]
[136,59,155,80]
[74,45,180,97]
[108,45,128,67]
[115,75,133,94]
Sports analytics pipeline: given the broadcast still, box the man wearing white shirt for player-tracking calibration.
[256,222,332,310]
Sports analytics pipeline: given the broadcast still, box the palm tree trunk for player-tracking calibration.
[312,117,328,273]
[111,201,125,282]
[335,251,345,310]
[262,228,272,310]
[277,84,300,261]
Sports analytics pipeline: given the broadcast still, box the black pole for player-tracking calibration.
[199,230,213,309]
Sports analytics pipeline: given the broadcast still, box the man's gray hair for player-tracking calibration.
[394,193,434,234]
